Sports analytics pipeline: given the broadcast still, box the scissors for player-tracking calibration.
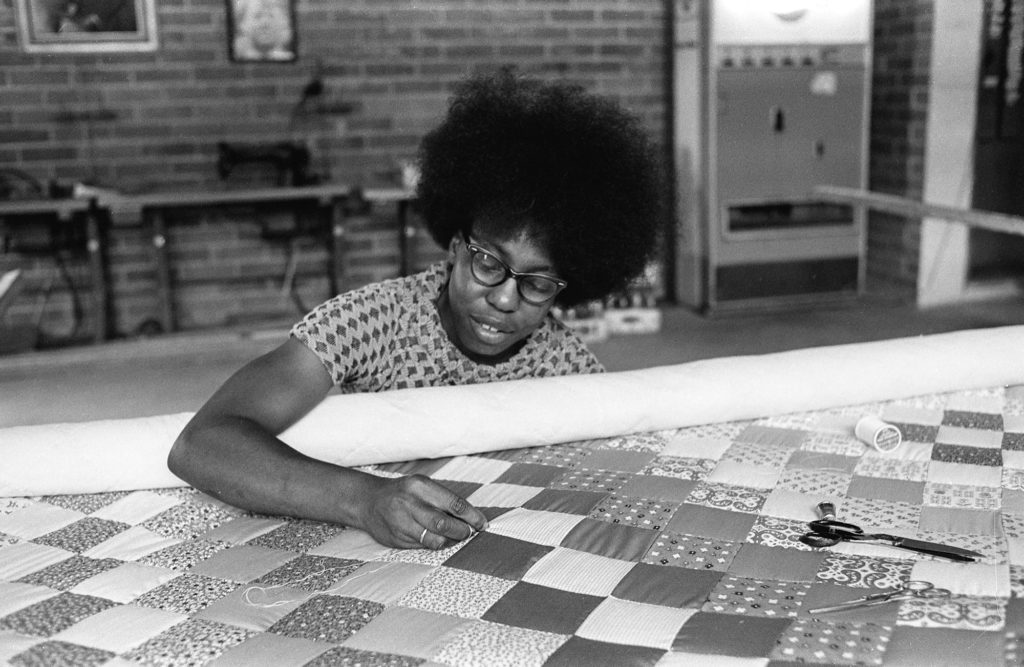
[800,519,983,562]
[808,580,952,615]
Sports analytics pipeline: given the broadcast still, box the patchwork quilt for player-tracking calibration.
[2,384,1023,666]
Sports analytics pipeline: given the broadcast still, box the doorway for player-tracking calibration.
[972,0,1024,284]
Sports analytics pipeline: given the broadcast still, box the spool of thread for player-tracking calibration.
[855,415,902,453]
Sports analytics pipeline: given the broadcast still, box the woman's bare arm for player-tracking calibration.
[167,337,487,548]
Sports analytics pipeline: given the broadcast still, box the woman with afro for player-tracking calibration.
[169,68,663,550]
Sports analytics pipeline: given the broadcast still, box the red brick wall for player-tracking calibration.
[0,0,669,342]
[866,0,934,299]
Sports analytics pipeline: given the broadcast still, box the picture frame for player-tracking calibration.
[226,0,297,63]
[14,0,159,53]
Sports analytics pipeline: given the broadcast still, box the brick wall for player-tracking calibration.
[0,0,669,343]
[1,0,951,345]
[866,0,934,299]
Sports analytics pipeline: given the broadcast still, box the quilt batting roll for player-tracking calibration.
[2,325,1022,497]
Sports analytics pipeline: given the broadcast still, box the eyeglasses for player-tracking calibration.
[462,235,567,305]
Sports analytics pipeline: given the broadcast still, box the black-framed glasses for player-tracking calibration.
[462,235,567,305]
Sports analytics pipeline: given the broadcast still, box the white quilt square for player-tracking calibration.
[576,597,696,649]
[928,461,1002,487]
[0,502,83,540]
[1004,450,1024,471]
[758,489,822,522]
[54,604,187,653]
[431,456,512,484]
[90,491,181,525]
[486,508,584,546]
[84,525,181,561]
[934,426,1003,449]
[909,560,1009,598]
[466,483,543,508]
[308,528,391,561]
[521,547,633,596]
[71,562,180,603]
[0,582,59,617]
[662,436,733,460]
[0,542,72,581]
[705,461,781,490]
[200,517,286,545]
[881,405,944,425]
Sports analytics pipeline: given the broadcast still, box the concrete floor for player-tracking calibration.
[2,295,1024,428]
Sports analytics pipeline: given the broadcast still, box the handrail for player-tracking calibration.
[813,185,1024,237]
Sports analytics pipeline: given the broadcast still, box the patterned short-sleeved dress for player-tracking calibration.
[291,262,604,392]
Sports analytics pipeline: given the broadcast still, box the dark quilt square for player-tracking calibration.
[493,463,568,486]
[10,641,114,667]
[481,581,603,634]
[931,443,1002,466]
[885,627,1005,666]
[942,410,1004,431]
[139,573,242,615]
[611,562,722,608]
[618,476,697,503]
[728,544,824,583]
[33,518,131,553]
[846,477,926,505]
[0,592,117,637]
[254,554,362,591]
[443,531,553,580]
[432,480,482,501]
[734,425,809,448]
[673,611,791,657]
[786,451,858,473]
[545,636,666,667]
[268,594,384,643]
[800,583,899,626]
[665,504,756,541]
[41,491,129,515]
[307,646,426,667]
[481,507,513,522]
[1005,432,1024,450]
[1006,597,1024,632]
[521,489,607,515]
[245,520,343,552]
[559,518,658,562]
[580,449,658,473]
[16,555,122,590]
[375,458,450,477]
[889,422,939,443]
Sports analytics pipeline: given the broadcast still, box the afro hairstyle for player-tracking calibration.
[415,68,663,307]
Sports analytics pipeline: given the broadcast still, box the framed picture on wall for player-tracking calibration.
[14,0,159,53]
[226,0,297,63]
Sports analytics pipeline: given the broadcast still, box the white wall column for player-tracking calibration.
[917,0,983,306]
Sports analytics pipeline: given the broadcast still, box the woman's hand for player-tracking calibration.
[356,473,489,549]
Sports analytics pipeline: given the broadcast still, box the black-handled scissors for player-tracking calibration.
[800,519,982,562]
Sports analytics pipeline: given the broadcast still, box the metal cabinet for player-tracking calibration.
[673,0,873,311]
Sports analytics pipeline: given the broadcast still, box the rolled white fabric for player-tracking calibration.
[1,325,1022,497]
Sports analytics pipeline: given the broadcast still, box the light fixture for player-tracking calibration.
[766,0,809,22]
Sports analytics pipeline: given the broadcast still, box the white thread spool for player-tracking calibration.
[855,415,902,453]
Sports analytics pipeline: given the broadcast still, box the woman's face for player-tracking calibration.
[437,228,560,362]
